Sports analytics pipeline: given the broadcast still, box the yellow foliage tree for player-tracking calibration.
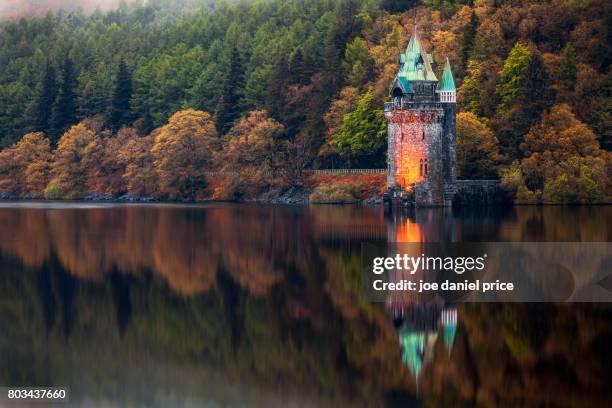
[117,131,156,196]
[505,103,611,203]
[542,156,608,204]
[85,126,137,196]
[45,122,103,199]
[0,132,51,196]
[152,109,219,199]
[456,112,501,179]
[520,104,603,192]
[216,110,283,199]
[431,30,460,69]
[319,86,359,164]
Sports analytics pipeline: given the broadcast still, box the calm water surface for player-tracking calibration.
[0,203,611,407]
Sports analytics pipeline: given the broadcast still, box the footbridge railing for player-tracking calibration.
[309,169,387,175]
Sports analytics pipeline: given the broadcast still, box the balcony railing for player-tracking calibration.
[384,99,444,112]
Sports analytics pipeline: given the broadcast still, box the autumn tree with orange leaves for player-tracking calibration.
[0,132,51,197]
[500,104,611,204]
[215,110,283,199]
[117,130,156,196]
[44,122,103,199]
[152,109,219,200]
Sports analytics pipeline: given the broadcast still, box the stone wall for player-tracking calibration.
[386,107,446,206]
[453,180,507,206]
[442,103,457,195]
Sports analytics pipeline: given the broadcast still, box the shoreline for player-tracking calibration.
[1,195,610,207]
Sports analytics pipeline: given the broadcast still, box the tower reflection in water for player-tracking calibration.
[385,208,458,382]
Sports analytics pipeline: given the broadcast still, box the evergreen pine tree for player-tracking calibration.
[288,49,311,86]
[462,10,478,67]
[495,50,554,159]
[322,0,362,92]
[558,43,577,89]
[216,47,245,135]
[51,57,78,142]
[108,59,133,132]
[265,56,290,122]
[33,62,58,135]
[520,52,555,124]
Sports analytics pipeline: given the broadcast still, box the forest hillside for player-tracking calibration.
[0,0,610,203]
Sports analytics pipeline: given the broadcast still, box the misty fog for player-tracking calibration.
[0,0,122,20]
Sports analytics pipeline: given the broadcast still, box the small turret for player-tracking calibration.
[436,57,456,103]
[440,307,457,355]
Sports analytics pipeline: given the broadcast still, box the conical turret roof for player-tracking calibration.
[437,57,456,92]
[400,25,438,82]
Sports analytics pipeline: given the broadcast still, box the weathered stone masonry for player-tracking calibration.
[385,24,457,206]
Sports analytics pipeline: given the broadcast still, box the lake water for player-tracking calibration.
[0,203,611,406]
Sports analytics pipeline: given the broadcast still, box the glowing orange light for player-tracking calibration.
[395,218,423,242]
[389,114,433,190]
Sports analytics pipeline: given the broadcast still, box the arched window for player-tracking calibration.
[424,159,429,176]
[422,129,425,140]
[419,159,423,176]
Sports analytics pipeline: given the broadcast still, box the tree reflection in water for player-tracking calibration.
[0,203,610,406]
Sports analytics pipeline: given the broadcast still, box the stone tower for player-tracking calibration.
[384,24,457,206]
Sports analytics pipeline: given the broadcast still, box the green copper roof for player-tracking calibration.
[442,322,457,353]
[399,329,438,380]
[391,76,414,95]
[437,57,456,92]
[397,77,413,93]
[399,331,424,379]
[399,25,438,82]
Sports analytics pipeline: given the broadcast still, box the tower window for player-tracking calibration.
[419,159,423,176]
[425,159,429,175]
[422,129,425,140]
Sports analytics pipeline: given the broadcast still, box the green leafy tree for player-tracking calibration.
[496,42,531,116]
[456,112,501,179]
[332,89,386,167]
[495,44,554,158]
[542,156,607,204]
[343,37,372,88]
[458,59,483,116]
[132,45,207,130]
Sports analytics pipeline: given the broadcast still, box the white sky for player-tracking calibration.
[0,0,123,19]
